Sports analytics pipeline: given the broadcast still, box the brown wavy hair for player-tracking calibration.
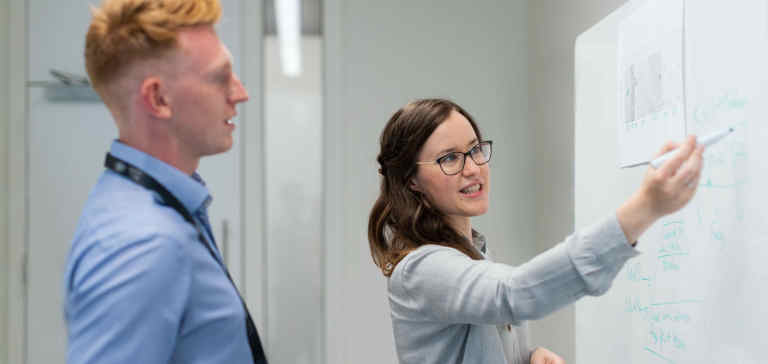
[368,98,485,276]
[85,0,222,93]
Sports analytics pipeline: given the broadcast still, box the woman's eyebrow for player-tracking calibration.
[436,138,478,156]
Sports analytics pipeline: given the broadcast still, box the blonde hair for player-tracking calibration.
[84,0,222,92]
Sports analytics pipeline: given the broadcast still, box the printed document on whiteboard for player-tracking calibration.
[618,0,686,167]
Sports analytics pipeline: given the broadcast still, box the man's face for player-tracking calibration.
[166,25,249,159]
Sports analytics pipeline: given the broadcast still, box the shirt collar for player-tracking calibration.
[471,229,487,254]
[109,140,211,214]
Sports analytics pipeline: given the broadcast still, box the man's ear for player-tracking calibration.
[139,77,172,119]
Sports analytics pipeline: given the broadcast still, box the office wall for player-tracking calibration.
[527,1,627,362]
[324,1,532,362]
[1,0,9,361]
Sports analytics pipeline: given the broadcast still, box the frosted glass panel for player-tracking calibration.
[264,35,324,363]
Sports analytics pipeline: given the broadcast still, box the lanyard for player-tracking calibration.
[105,153,267,364]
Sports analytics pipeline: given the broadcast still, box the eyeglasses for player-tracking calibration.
[416,140,493,176]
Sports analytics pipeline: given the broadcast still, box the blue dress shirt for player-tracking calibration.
[64,141,253,363]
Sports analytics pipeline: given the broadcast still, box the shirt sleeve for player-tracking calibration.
[66,234,192,364]
[389,214,639,326]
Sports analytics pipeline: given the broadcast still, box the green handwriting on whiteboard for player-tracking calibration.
[692,92,749,127]
[644,346,677,364]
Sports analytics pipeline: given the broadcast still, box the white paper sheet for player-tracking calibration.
[618,0,686,167]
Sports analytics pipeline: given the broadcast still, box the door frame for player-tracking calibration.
[7,0,28,363]
[322,0,344,363]
[1,0,14,363]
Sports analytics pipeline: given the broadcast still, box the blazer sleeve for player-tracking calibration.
[388,214,639,325]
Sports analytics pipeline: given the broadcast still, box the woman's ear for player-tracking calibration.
[408,178,422,193]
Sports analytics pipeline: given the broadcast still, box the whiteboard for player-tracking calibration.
[574,1,768,363]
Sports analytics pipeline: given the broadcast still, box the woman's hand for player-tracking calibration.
[617,135,705,244]
[530,347,565,364]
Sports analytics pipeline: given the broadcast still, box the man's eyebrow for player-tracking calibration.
[209,60,232,74]
[207,50,234,75]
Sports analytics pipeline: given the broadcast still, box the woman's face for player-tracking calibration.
[409,110,490,227]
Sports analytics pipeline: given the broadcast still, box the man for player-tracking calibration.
[64,0,265,362]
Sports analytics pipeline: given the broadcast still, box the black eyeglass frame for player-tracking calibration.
[415,140,493,176]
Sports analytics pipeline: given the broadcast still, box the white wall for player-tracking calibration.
[527,1,627,362]
[0,0,9,362]
[324,1,532,362]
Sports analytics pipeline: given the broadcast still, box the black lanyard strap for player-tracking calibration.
[105,153,267,364]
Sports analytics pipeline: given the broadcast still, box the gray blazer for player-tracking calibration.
[387,214,639,364]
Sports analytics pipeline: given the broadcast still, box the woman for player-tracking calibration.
[368,98,703,364]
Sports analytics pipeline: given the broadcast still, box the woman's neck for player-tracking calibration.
[448,216,472,241]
